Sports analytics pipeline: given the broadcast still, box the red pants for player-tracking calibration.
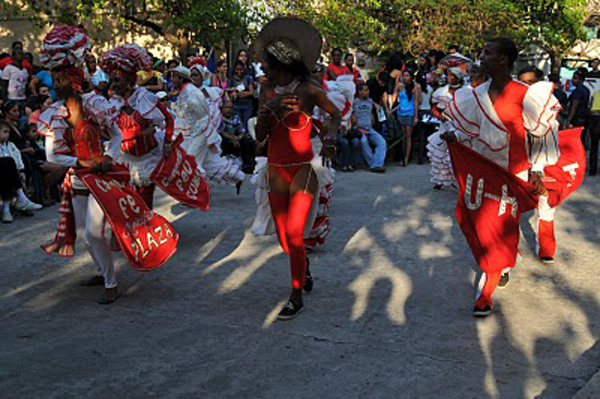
[536,196,556,258]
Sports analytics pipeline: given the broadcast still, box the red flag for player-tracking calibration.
[448,142,538,274]
[543,128,586,208]
[76,165,178,270]
[150,134,211,210]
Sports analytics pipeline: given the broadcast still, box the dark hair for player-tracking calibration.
[356,83,367,92]
[38,84,50,93]
[518,65,543,80]
[0,120,11,132]
[264,51,311,81]
[3,100,19,116]
[448,45,459,52]
[168,59,178,67]
[37,95,51,108]
[402,69,415,101]
[590,58,600,66]
[548,73,561,84]
[236,49,249,68]
[416,73,429,93]
[344,53,354,61]
[378,70,390,84]
[12,41,23,49]
[488,37,518,68]
[234,60,246,69]
[385,52,403,72]
[574,68,587,82]
[331,48,343,56]
[216,60,227,68]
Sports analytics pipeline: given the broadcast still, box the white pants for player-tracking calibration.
[72,194,117,288]
[536,195,556,258]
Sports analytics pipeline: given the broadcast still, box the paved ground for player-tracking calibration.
[1,164,599,398]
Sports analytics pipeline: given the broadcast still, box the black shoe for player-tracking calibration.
[79,275,105,287]
[97,287,118,305]
[277,300,304,320]
[370,167,386,173]
[433,184,442,190]
[541,257,555,264]
[236,180,243,195]
[303,257,313,292]
[473,305,492,317]
[498,272,509,289]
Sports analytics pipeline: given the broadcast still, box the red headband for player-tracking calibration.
[55,66,85,92]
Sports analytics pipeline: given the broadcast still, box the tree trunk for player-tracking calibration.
[547,49,562,74]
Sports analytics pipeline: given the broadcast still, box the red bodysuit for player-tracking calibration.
[118,110,158,157]
[266,105,316,290]
[66,118,105,160]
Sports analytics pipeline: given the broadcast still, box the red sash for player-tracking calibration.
[449,142,538,274]
[75,165,178,270]
[150,135,211,210]
[543,128,586,208]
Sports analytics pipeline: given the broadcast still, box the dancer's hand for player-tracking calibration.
[91,156,112,174]
[163,142,172,158]
[530,172,549,196]
[440,132,457,143]
[266,94,300,114]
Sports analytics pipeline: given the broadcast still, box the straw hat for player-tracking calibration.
[254,17,322,71]
[169,65,191,80]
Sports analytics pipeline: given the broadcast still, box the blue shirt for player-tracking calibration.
[35,70,56,99]
[397,89,415,117]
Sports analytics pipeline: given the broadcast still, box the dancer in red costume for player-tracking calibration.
[101,44,174,207]
[443,38,561,316]
[38,25,123,304]
[255,18,342,320]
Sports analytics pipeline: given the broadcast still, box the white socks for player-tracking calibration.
[16,189,28,203]
[2,201,10,214]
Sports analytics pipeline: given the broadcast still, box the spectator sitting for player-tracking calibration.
[219,101,255,174]
[28,94,53,126]
[25,84,51,116]
[0,120,42,222]
[352,83,387,173]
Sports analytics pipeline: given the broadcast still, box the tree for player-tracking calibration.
[514,0,588,72]
[9,0,250,61]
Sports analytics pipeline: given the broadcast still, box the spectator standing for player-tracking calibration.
[395,69,420,166]
[235,49,254,79]
[84,55,109,94]
[1,48,29,107]
[211,60,230,101]
[352,84,387,173]
[588,58,600,78]
[548,73,568,128]
[517,65,543,86]
[137,59,164,92]
[327,48,350,81]
[229,61,255,131]
[0,41,33,76]
[344,53,364,84]
[567,69,590,128]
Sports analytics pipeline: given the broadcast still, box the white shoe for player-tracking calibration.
[2,211,13,223]
[15,198,43,211]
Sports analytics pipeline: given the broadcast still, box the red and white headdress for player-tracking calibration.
[101,44,152,83]
[188,56,207,68]
[40,24,90,91]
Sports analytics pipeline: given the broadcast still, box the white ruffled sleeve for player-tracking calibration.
[39,104,78,167]
[523,82,561,170]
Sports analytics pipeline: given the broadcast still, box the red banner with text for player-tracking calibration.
[150,135,210,210]
[76,166,178,270]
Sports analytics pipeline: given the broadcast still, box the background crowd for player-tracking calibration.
[1,38,598,224]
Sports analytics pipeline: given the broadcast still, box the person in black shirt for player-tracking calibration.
[366,71,389,105]
[588,58,600,78]
[548,73,568,128]
[567,69,590,128]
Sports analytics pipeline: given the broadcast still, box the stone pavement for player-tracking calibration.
[1,165,599,398]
